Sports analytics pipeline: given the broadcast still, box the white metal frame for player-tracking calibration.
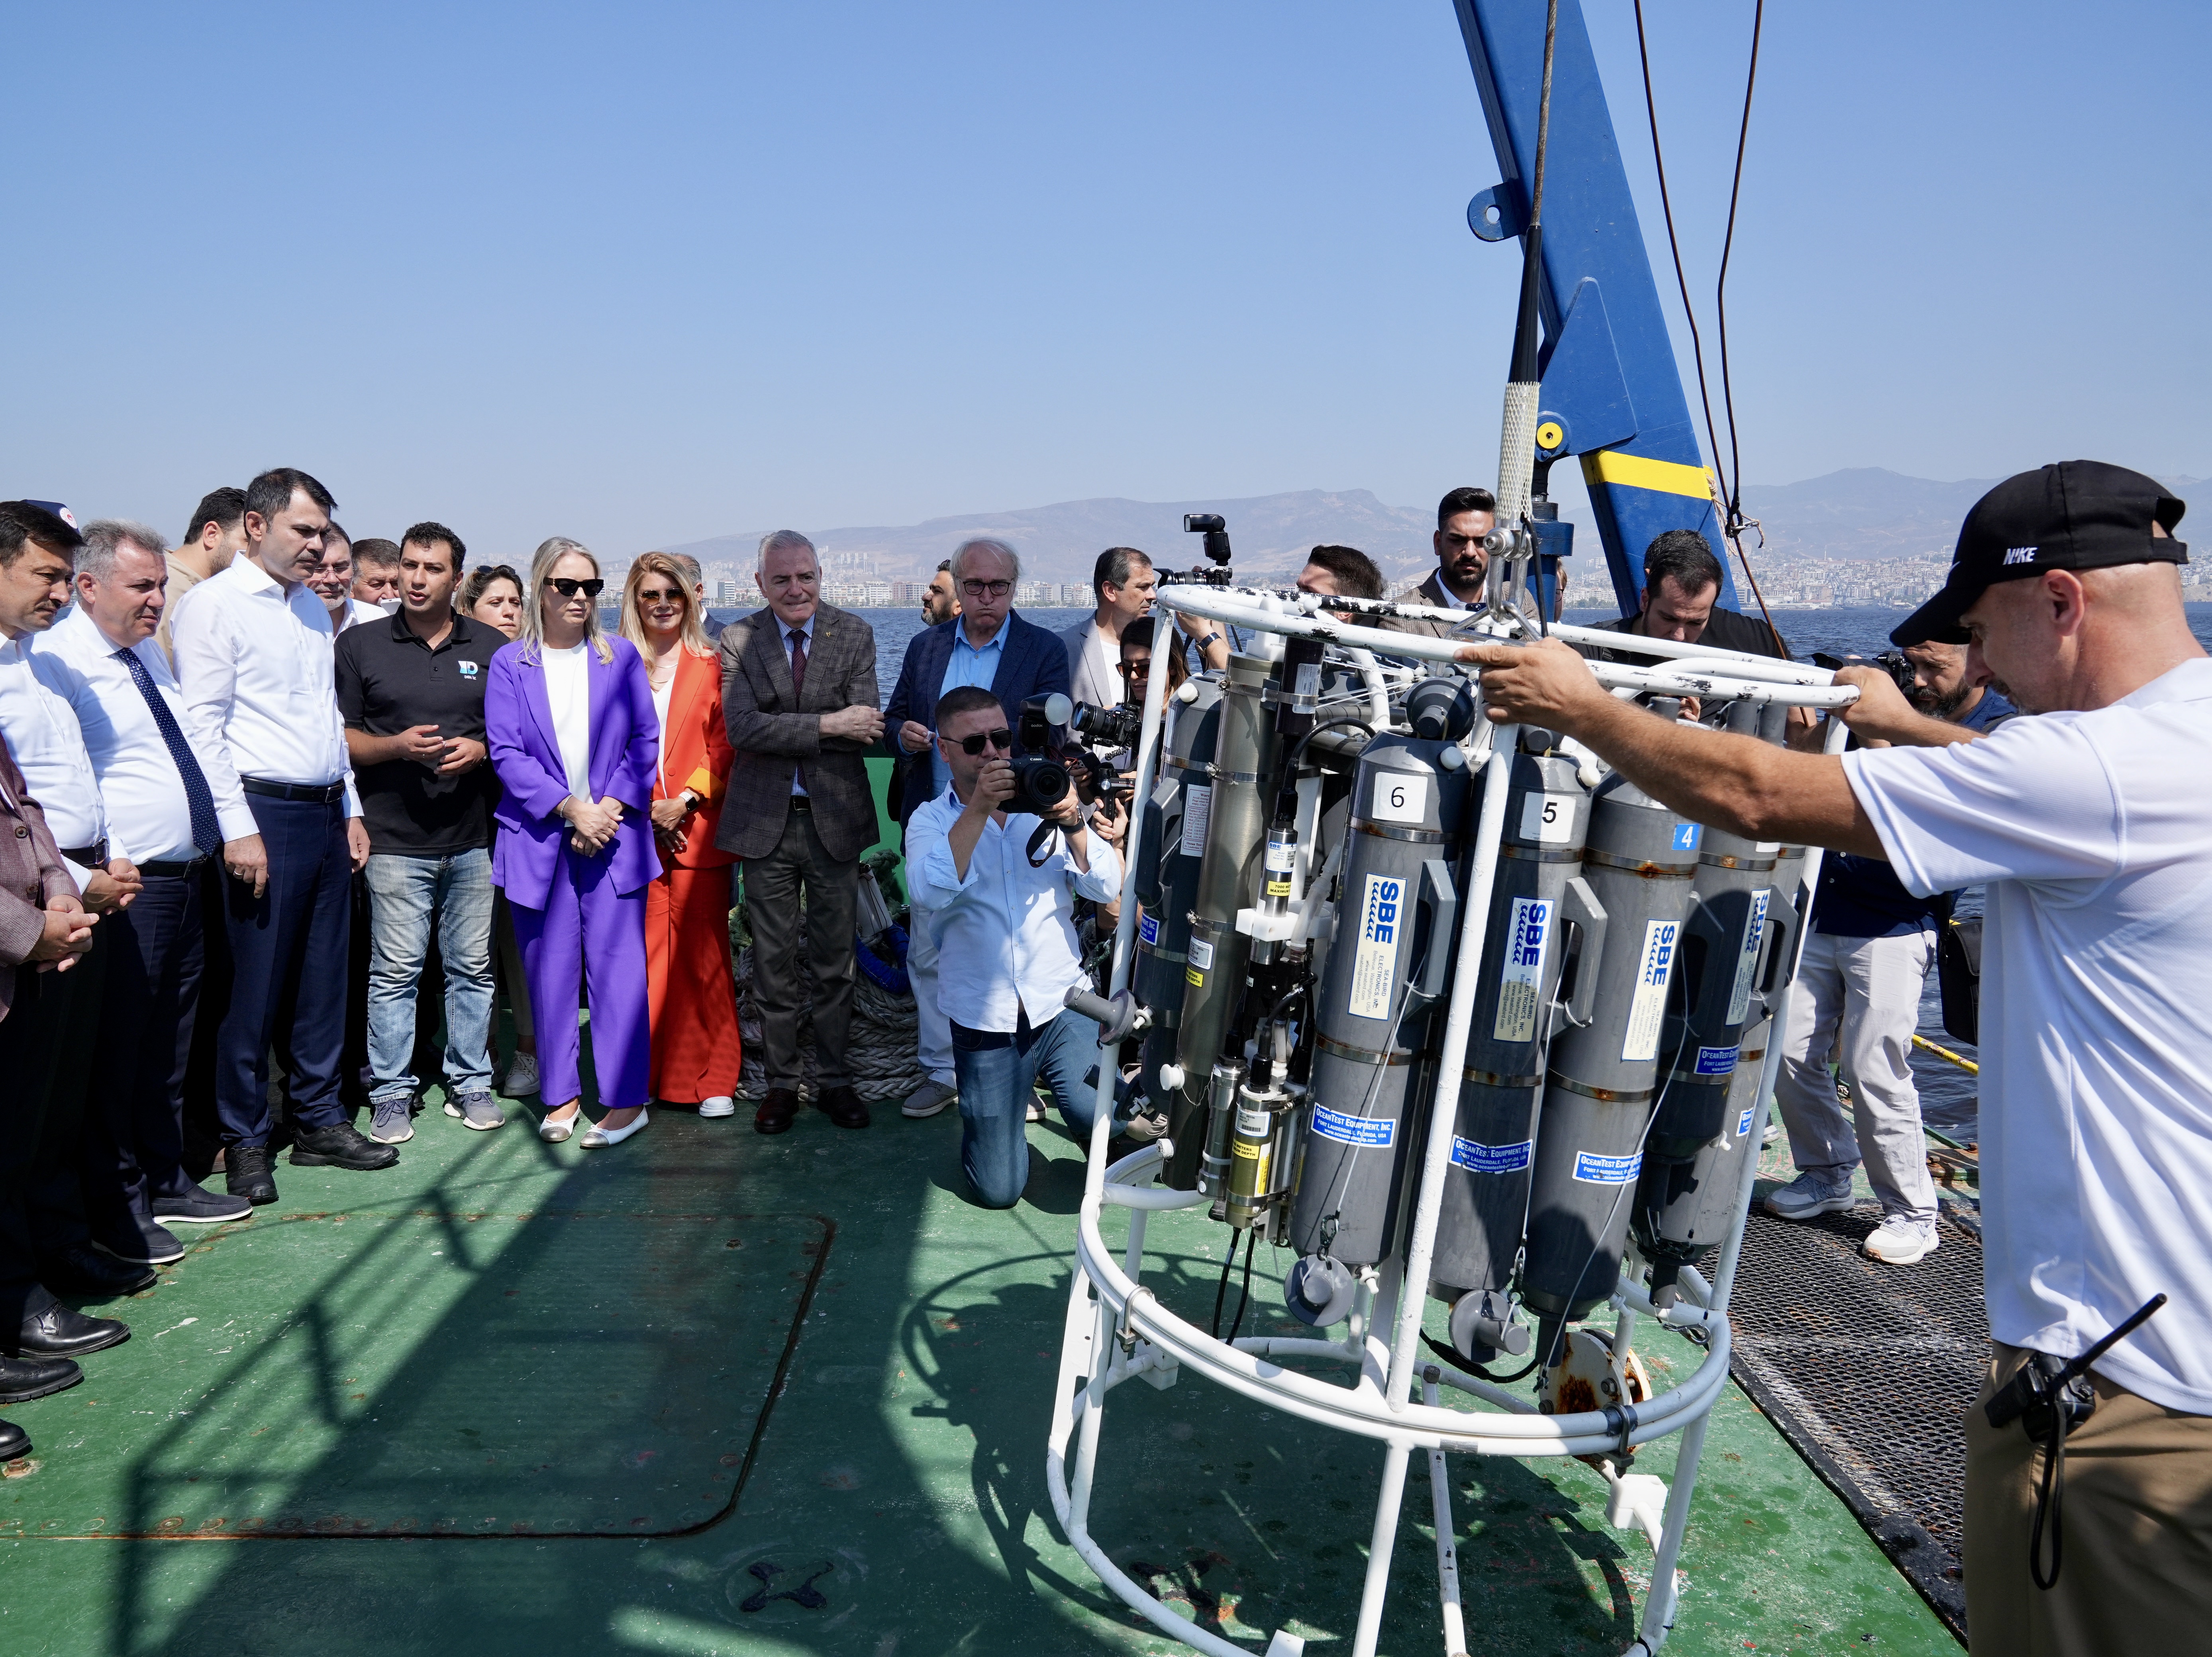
[1045,586,1854,1657]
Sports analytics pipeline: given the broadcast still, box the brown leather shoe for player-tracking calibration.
[818,1085,870,1130]
[755,1088,799,1135]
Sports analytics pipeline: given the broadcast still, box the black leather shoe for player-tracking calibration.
[15,1302,129,1359]
[0,1352,83,1404]
[151,1181,252,1225]
[226,1146,278,1206]
[0,1420,27,1461]
[755,1088,799,1136]
[818,1085,870,1130]
[38,1244,157,1299]
[288,1121,400,1171]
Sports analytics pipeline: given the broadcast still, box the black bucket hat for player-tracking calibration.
[1892,461,2187,646]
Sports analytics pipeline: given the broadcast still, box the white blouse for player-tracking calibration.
[542,640,593,801]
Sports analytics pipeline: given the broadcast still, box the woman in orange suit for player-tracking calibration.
[620,555,743,1118]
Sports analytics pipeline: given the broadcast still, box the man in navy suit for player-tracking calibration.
[881,537,1070,1121]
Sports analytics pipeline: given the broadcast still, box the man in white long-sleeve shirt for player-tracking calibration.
[171,468,396,1205]
[904,685,1121,1208]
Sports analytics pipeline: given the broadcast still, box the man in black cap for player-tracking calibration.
[1459,460,2210,1651]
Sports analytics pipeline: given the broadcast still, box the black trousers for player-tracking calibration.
[83,870,205,1228]
[0,958,94,1330]
[216,795,351,1147]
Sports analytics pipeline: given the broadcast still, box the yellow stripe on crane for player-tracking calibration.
[1581,449,1718,501]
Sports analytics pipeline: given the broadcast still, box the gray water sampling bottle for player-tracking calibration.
[1134,678,1222,1187]
[1282,734,1465,1325]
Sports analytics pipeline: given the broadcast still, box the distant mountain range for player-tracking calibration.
[664,468,2204,586]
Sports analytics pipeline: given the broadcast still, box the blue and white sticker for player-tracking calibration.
[1725,888,1772,1025]
[1345,872,1404,1021]
[1139,913,1161,946]
[1694,1043,1740,1078]
[1736,1105,1758,1139]
[1671,823,1702,852]
[1492,895,1554,1043]
[1451,1136,1532,1174]
[1312,1105,1394,1148]
[1573,1150,1643,1185]
[1620,919,1680,1063]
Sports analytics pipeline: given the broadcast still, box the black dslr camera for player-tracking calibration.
[1004,693,1073,816]
[1070,699,1144,753]
[1812,650,1919,700]
[1157,512,1235,588]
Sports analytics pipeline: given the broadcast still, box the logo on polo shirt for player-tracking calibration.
[2003,545,2038,565]
[458,660,481,678]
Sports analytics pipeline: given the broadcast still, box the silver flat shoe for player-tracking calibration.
[539,1110,580,1144]
[581,1107,649,1149]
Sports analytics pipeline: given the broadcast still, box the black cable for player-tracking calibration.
[1531,0,1560,225]
[1226,1230,1259,1345]
[1210,1242,1237,1339]
[1288,715,1375,776]
[1424,1331,1541,1386]
[2030,1414,2067,1590]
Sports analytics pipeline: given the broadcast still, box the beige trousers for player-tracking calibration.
[1964,1340,2212,1654]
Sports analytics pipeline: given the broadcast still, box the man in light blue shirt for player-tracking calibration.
[904,685,1120,1208]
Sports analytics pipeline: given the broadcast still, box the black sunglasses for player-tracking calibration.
[952,727,1014,756]
[549,577,605,598]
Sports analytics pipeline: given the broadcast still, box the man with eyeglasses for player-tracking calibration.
[881,537,1070,1122]
[904,686,1121,1207]
[717,530,883,1136]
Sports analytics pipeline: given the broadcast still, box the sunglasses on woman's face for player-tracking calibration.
[549,577,605,598]
[952,728,1014,756]
[636,586,686,604]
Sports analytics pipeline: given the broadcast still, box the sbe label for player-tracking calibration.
[1345,872,1403,1021]
[1620,919,1680,1063]
[1492,895,1554,1042]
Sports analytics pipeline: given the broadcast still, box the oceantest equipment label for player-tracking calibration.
[1492,895,1555,1042]
[1312,1105,1394,1148]
[1694,1044,1740,1077]
[1725,888,1773,1024]
[1620,918,1681,1063]
[1180,785,1213,856]
[1139,913,1160,946]
[1345,872,1404,1021]
[1451,1136,1532,1173]
[1737,1105,1758,1138]
[1573,1150,1643,1185]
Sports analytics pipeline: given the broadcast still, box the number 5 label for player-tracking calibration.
[1519,792,1575,844]
[1371,772,1428,825]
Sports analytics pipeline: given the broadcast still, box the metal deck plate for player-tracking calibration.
[0,1207,828,1539]
[1727,1201,1985,1642]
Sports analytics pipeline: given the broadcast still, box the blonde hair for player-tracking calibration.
[619,551,713,658]
[517,537,614,664]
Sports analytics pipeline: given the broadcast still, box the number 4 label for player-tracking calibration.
[1371,772,1428,825]
[1518,793,1575,844]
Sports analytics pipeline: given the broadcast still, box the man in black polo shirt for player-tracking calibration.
[333,522,504,1141]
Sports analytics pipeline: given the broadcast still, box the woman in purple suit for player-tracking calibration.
[485,537,659,1148]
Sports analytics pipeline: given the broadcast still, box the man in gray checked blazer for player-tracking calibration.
[716,531,884,1137]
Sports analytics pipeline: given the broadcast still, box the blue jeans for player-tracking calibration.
[366,849,495,1103]
[952,1008,1106,1209]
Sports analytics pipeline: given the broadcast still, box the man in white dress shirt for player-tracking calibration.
[904,685,1122,1208]
[0,501,148,1357]
[171,468,397,1205]
[31,519,254,1271]
[1058,547,1155,711]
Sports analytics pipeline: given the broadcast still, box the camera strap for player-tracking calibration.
[1026,821,1059,868]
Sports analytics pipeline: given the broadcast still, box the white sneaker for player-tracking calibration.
[503,1054,540,1097]
[902,1078,957,1120]
[698,1096,736,1119]
[1765,1168,1856,1221]
[1863,1214,1940,1264]
[1026,1097,1046,1124]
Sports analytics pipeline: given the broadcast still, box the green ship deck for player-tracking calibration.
[3,1091,1959,1657]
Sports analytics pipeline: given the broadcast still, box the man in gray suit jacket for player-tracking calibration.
[716,531,883,1136]
[1374,485,1498,638]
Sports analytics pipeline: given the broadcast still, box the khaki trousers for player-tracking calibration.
[1964,1341,2212,1654]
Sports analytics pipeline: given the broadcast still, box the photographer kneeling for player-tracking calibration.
[1461,462,2211,1653]
[906,686,1123,1209]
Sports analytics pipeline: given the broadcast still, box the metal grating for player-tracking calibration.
[1725,1202,1986,1644]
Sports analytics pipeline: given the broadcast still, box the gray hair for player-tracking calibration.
[757,529,817,568]
[670,552,703,585]
[950,537,1021,586]
[518,535,614,664]
[76,518,169,584]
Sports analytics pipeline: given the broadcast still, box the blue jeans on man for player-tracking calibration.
[365,849,495,1104]
[951,1007,1108,1208]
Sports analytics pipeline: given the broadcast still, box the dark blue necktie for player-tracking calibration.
[114,646,222,854]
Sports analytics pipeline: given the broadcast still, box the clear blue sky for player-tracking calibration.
[6,1,2205,559]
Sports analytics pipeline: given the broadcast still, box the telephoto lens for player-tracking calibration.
[1071,700,1144,752]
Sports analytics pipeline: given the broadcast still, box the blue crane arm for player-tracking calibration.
[1451,0,1740,617]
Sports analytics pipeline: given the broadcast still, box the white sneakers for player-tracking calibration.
[1863,1214,1941,1265]
[503,1053,540,1097]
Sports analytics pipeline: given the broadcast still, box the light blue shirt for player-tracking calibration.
[928,622,1006,796]
[905,785,1121,1032]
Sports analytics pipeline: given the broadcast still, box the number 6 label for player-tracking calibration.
[1371,772,1428,825]
[1518,792,1575,844]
